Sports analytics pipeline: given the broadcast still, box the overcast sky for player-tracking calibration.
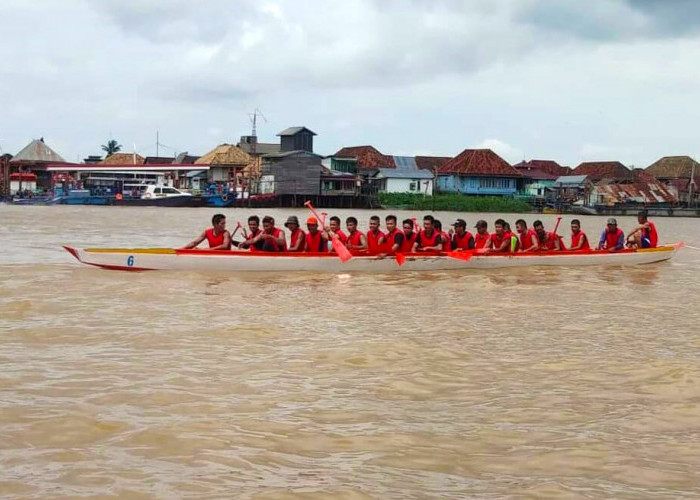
[1,0,699,167]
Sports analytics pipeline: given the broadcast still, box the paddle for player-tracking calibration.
[395,253,406,266]
[446,251,473,261]
[551,216,563,250]
[304,201,353,263]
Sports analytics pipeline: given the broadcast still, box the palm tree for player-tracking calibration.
[101,139,123,157]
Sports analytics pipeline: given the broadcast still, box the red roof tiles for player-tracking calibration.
[415,156,451,171]
[573,161,632,181]
[333,146,394,170]
[438,149,521,177]
[514,165,558,180]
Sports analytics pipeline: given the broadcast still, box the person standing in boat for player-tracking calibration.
[515,219,538,252]
[285,216,306,252]
[237,215,264,250]
[473,220,491,250]
[345,217,368,251]
[533,220,561,251]
[485,219,511,253]
[366,215,385,253]
[626,210,658,249]
[379,215,404,254]
[598,218,625,252]
[182,213,231,250]
[304,217,328,252]
[450,219,475,250]
[413,215,443,252]
[569,219,590,250]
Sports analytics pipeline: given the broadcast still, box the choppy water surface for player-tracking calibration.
[1,205,700,499]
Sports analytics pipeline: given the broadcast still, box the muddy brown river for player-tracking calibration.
[1,205,700,499]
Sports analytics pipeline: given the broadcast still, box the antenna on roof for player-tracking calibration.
[248,109,267,155]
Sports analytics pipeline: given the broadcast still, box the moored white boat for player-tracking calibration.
[64,244,682,272]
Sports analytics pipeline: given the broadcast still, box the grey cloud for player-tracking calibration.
[626,0,700,35]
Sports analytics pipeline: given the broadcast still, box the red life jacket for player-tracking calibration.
[289,228,305,252]
[474,232,489,249]
[347,230,365,248]
[305,231,326,252]
[519,229,537,251]
[332,229,348,244]
[440,231,451,252]
[490,232,509,252]
[604,227,623,250]
[645,221,658,247]
[383,229,402,253]
[571,230,590,250]
[400,231,417,253]
[540,232,559,251]
[205,228,226,248]
[453,231,474,251]
[417,230,441,249]
[366,229,384,253]
[260,227,285,252]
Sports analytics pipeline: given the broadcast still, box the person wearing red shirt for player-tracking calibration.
[400,218,417,253]
[284,215,305,252]
[366,215,385,253]
[413,215,445,252]
[255,215,287,252]
[515,219,538,252]
[379,215,405,254]
[236,215,264,250]
[473,220,491,250]
[433,219,452,252]
[304,217,328,252]
[183,213,231,250]
[450,219,475,250]
[486,219,511,253]
[627,210,658,248]
[534,220,561,251]
[326,216,347,245]
[345,216,368,250]
[569,219,590,250]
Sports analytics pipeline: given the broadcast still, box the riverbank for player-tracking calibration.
[378,193,534,212]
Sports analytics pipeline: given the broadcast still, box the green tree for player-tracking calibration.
[101,139,122,157]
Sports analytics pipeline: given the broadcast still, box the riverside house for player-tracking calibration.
[437,149,521,196]
[645,155,700,205]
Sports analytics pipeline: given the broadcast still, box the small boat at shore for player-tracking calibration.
[63,244,682,272]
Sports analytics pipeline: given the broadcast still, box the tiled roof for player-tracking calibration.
[100,153,145,165]
[195,144,250,166]
[144,156,175,164]
[415,156,451,170]
[573,161,632,181]
[516,159,571,177]
[646,155,700,179]
[438,149,522,177]
[333,146,394,170]
[11,139,65,163]
[515,165,558,180]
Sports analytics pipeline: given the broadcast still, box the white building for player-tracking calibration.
[372,168,434,195]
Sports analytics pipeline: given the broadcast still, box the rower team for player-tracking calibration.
[184,210,659,254]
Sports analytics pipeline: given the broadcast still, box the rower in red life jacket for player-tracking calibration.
[485,219,510,253]
[515,219,538,252]
[598,218,625,252]
[304,217,328,252]
[366,215,385,253]
[626,210,658,249]
[449,218,475,250]
[237,215,264,250]
[345,216,368,251]
[433,219,452,252]
[533,220,561,251]
[326,216,348,248]
[182,213,231,250]
[399,218,417,253]
[569,219,590,250]
[413,215,443,252]
[284,215,305,252]
[379,215,405,254]
[473,220,491,250]
[504,222,519,252]
[253,215,286,252]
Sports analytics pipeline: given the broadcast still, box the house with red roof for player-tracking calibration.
[572,161,633,181]
[437,149,522,195]
[513,161,558,197]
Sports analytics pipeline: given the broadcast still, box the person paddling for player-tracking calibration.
[182,213,231,250]
[237,215,264,250]
[598,218,625,252]
[345,216,368,251]
[379,215,404,254]
[366,215,385,253]
[485,219,510,253]
[569,219,590,250]
[241,215,286,252]
[450,219,475,250]
[326,216,348,245]
[413,215,443,252]
[285,215,306,252]
[473,220,491,250]
[304,217,328,252]
[516,219,538,252]
[627,210,658,249]
[533,220,561,251]
[433,219,452,252]
[400,218,417,253]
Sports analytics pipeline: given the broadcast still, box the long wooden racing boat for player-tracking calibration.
[63,244,682,272]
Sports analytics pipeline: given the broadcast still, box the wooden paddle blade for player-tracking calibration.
[446,251,473,261]
[395,253,406,266]
[331,238,353,262]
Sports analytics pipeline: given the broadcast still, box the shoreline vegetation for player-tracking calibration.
[378,193,534,213]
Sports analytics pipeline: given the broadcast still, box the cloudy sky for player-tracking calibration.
[1,0,699,167]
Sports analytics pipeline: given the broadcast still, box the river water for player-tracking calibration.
[1,205,700,499]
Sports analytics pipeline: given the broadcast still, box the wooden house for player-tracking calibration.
[437,149,521,195]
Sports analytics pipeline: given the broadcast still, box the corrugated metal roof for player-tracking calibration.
[277,127,317,136]
[554,175,589,185]
[11,139,65,163]
[374,168,434,179]
[438,149,522,177]
[237,142,281,155]
[594,181,677,204]
[393,156,418,170]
